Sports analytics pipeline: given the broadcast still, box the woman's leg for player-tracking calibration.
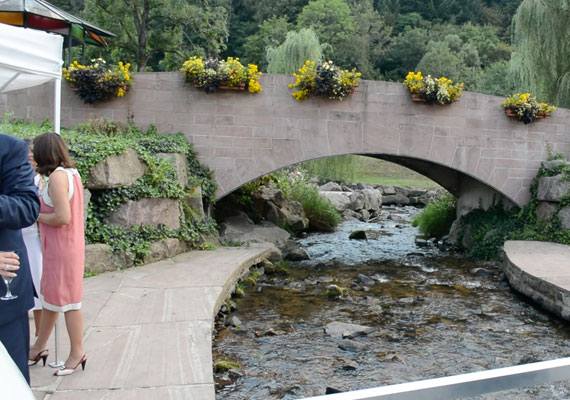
[63,309,85,367]
[30,308,58,357]
[33,309,42,338]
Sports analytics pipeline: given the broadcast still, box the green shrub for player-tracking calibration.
[273,168,341,231]
[412,191,456,237]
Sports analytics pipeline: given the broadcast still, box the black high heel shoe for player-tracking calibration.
[28,349,48,367]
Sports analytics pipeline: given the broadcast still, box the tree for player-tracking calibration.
[345,0,392,79]
[474,61,517,96]
[242,16,291,71]
[83,0,229,71]
[266,28,324,74]
[296,0,359,69]
[509,0,570,107]
[416,38,476,88]
[380,27,429,80]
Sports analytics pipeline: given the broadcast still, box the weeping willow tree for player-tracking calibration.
[266,28,324,74]
[509,0,570,107]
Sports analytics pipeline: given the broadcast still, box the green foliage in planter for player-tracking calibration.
[1,114,218,265]
[412,191,456,238]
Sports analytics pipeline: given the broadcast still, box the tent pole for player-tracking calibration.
[54,78,61,134]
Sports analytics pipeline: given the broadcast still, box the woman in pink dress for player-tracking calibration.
[29,132,86,376]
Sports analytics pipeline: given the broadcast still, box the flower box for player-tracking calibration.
[411,93,426,102]
[289,60,361,102]
[182,57,262,94]
[194,82,246,91]
[502,93,555,124]
[63,59,132,104]
[403,71,463,105]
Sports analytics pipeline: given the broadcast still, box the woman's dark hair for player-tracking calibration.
[33,132,75,176]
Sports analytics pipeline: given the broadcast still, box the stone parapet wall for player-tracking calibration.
[3,73,570,207]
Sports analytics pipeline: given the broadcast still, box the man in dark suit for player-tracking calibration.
[0,133,40,383]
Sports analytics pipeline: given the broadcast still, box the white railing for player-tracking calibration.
[303,357,570,400]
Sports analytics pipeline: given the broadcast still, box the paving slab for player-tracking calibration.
[503,240,570,321]
[29,244,276,399]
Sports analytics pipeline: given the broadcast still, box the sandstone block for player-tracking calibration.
[157,152,188,187]
[83,188,91,227]
[536,202,558,222]
[107,198,181,229]
[87,148,147,189]
[85,243,129,274]
[537,174,570,202]
[143,238,181,264]
[184,186,205,220]
[559,207,570,230]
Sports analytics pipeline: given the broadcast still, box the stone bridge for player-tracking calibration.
[3,73,570,212]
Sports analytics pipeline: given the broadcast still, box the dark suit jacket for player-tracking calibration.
[0,133,40,326]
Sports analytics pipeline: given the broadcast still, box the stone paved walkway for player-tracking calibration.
[30,244,276,400]
[503,240,570,321]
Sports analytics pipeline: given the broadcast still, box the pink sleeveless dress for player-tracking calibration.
[38,167,85,312]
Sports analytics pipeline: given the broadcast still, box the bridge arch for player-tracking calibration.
[5,73,570,208]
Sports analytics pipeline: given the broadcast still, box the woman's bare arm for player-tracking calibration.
[38,170,71,226]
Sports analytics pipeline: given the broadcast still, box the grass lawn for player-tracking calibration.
[353,156,440,189]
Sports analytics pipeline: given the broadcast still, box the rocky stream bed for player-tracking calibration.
[213,206,570,400]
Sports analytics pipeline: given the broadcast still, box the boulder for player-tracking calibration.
[382,193,409,205]
[265,198,309,232]
[87,148,147,189]
[348,191,365,210]
[318,182,342,192]
[143,238,181,264]
[85,243,129,273]
[536,202,558,222]
[220,212,291,249]
[254,187,285,207]
[361,188,382,211]
[183,186,205,220]
[381,185,396,195]
[156,152,188,187]
[537,174,570,202]
[349,230,367,240]
[283,240,310,261]
[342,209,362,220]
[541,160,568,171]
[83,188,91,228]
[319,191,351,211]
[559,207,570,230]
[107,198,181,229]
[395,186,411,197]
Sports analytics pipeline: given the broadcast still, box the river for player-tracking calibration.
[213,206,570,399]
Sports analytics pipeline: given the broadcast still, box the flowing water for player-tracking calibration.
[213,206,570,399]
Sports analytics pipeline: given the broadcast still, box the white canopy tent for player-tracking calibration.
[0,23,63,132]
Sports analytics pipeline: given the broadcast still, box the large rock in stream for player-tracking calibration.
[219,212,291,249]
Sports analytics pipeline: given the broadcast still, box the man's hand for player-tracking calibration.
[0,252,19,278]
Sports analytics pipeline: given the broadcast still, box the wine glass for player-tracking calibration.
[1,251,18,301]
